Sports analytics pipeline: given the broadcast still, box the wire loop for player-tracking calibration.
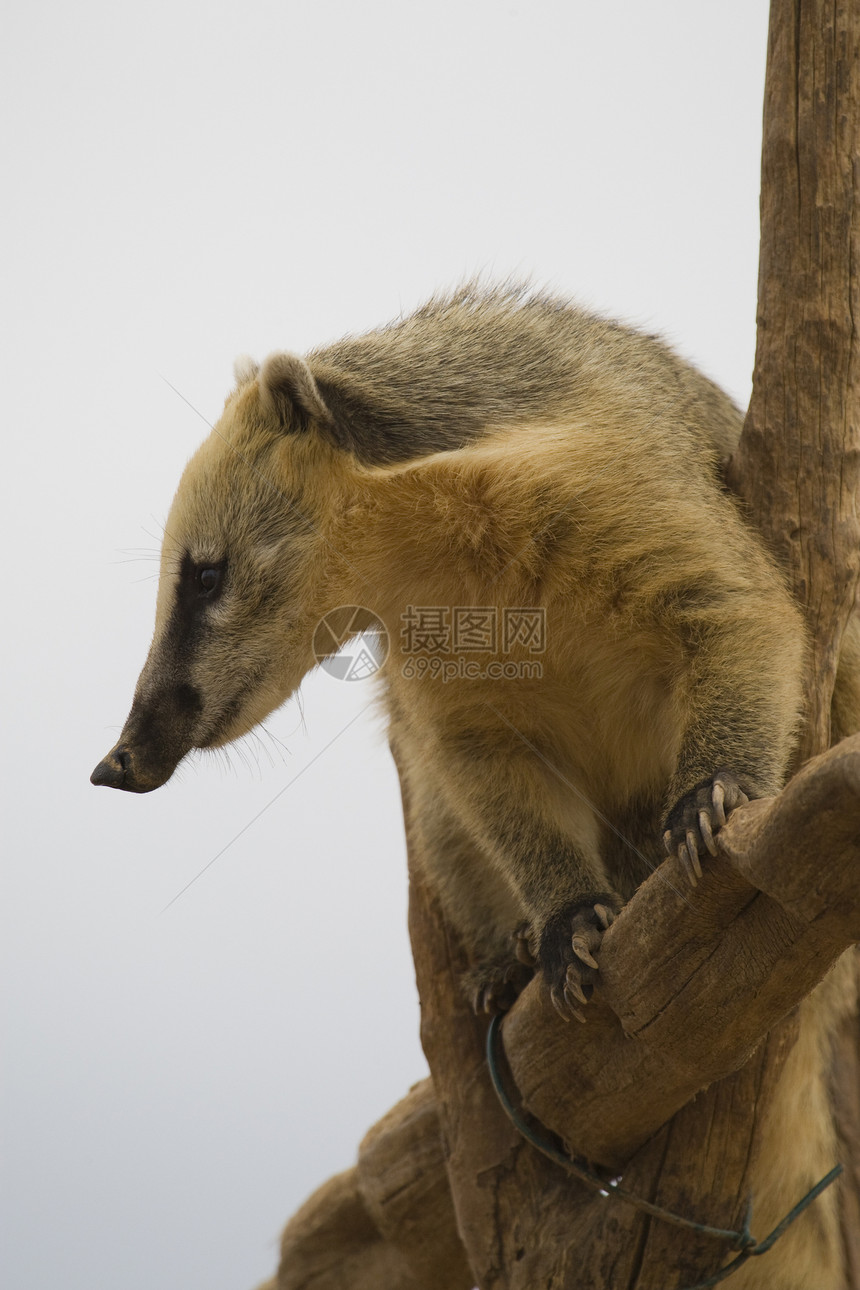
[486,1013,842,1288]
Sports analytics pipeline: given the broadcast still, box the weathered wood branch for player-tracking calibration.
[262,1079,472,1290]
[406,762,858,1289]
[406,835,845,1289]
[502,734,860,1168]
[265,699,860,1289]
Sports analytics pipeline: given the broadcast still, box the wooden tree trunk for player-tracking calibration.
[406,1,860,1286]
[726,0,860,757]
[726,0,860,1275]
[405,788,858,1289]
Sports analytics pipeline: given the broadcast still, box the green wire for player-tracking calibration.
[486,1013,842,1288]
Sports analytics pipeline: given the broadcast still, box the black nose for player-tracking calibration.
[90,747,130,789]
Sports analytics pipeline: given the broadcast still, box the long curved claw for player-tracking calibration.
[678,841,699,887]
[594,903,615,930]
[571,935,599,970]
[712,780,727,828]
[563,987,587,1023]
[551,987,571,1022]
[564,968,588,1005]
[698,807,718,857]
[515,931,536,966]
[685,829,703,881]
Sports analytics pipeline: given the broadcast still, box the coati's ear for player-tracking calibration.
[260,352,335,434]
[233,355,260,387]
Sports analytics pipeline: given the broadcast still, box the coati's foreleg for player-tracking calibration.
[659,596,804,882]
[434,732,620,1022]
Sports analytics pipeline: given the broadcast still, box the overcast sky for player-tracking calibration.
[2,2,770,1287]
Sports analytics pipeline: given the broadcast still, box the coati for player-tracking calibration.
[91,283,810,1021]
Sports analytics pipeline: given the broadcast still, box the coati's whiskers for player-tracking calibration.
[159,703,373,913]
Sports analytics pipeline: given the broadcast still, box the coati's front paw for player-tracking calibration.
[662,769,753,886]
[538,895,621,1023]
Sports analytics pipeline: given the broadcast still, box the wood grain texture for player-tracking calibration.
[727,0,860,761]
[270,1079,472,1290]
[501,736,860,1169]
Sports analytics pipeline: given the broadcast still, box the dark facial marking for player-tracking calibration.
[164,553,228,658]
[132,683,203,747]
[174,683,204,717]
[178,553,227,608]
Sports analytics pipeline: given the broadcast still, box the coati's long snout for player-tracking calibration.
[90,687,200,792]
[90,742,169,792]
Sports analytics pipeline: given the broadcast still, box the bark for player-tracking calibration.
[405,765,860,1289]
[726,0,860,760]
[265,1079,472,1290]
[724,0,860,1271]
[270,759,860,1288]
[502,738,860,1167]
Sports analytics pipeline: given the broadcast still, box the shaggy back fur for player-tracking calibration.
[304,283,743,464]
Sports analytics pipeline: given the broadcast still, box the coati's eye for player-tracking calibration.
[177,554,226,612]
[198,566,222,595]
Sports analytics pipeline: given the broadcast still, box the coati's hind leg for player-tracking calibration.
[463,925,535,1016]
[405,786,535,1015]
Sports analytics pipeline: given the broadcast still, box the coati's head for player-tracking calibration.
[91,354,355,793]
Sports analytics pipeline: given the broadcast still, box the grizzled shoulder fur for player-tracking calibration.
[298,282,743,466]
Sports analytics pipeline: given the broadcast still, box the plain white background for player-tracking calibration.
[1,2,770,1287]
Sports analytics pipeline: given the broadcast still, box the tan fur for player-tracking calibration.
[322,422,803,945]
[731,952,859,1290]
[92,286,859,1285]
[97,286,814,949]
